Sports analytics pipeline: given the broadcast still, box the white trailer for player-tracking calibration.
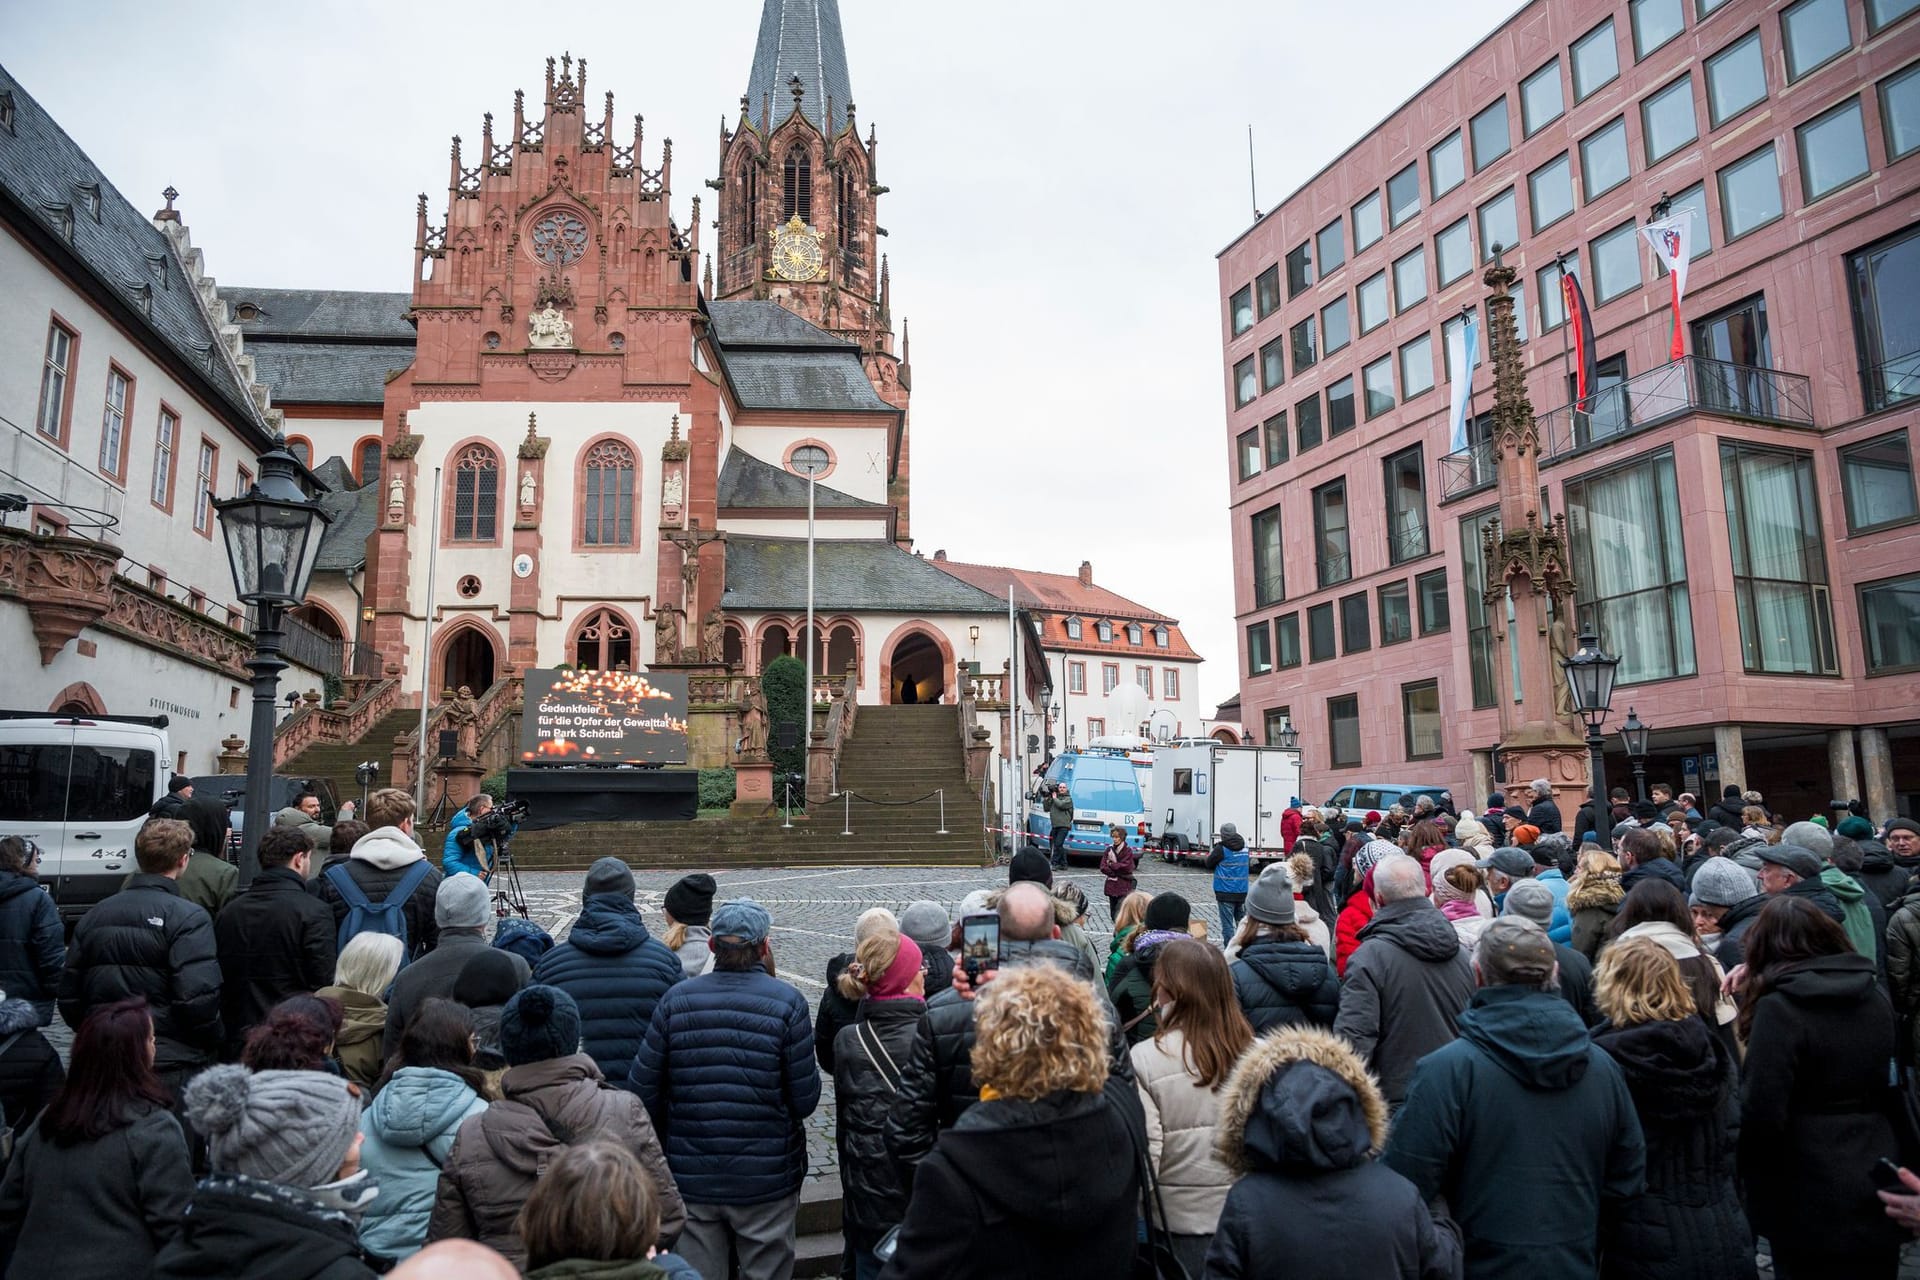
[1149,743,1302,867]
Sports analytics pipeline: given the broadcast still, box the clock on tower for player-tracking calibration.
[767,215,827,283]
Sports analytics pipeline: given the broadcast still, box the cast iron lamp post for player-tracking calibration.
[1620,708,1652,805]
[1562,628,1621,853]
[214,440,330,887]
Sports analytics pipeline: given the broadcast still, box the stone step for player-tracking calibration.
[798,1176,843,1235]
[794,1230,843,1278]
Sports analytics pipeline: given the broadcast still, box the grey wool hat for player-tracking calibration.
[1501,878,1556,929]
[183,1065,363,1190]
[1245,864,1297,926]
[582,856,637,902]
[1782,821,1833,860]
[1690,857,1761,908]
[898,901,951,950]
[436,873,492,929]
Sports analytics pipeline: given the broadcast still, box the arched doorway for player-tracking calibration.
[722,622,747,670]
[442,627,497,694]
[759,623,792,671]
[572,607,634,671]
[888,631,946,704]
[825,622,859,681]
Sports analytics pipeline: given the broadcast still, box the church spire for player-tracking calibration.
[746,0,854,135]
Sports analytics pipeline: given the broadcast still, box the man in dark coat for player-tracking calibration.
[382,875,530,1058]
[148,774,193,820]
[531,857,682,1083]
[0,837,64,1025]
[1525,779,1563,835]
[1385,917,1646,1280]
[313,787,443,961]
[57,818,221,1094]
[1707,785,1748,831]
[1755,844,1845,925]
[213,826,337,1056]
[629,898,820,1280]
[1331,855,1475,1108]
[1619,827,1688,894]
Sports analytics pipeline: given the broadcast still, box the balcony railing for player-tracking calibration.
[1316,552,1351,589]
[1388,523,1431,564]
[1439,437,1498,502]
[283,613,343,676]
[1865,350,1920,414]
[1538,355,1812,461]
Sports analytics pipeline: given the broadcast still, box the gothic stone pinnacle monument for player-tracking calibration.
[1479,248,1592,819]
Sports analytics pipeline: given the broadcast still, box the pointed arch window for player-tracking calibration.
[581,439,636,546]
[357,438,383,488]
[572,607,634,671]
[451,443,499,541]
[740,160,758,249]
[836,166,856,257]
[783,147,812,224]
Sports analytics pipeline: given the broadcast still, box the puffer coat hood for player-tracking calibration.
[1215,1026,1387,1176]
[1568,871,1624,912]
[1230,939,1339,1033]
[1457,983,1594,1091]
[358,1066,488,1258]
[531,897,683,1083]
[365,1066,485,1148]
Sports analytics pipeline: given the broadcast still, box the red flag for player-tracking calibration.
[1561,265,1598,412]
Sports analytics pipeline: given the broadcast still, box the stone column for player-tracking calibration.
[1712,725,1747,797]
[1862,727,1897,825]
[1469,750,1496,817]
[510,415,549,671]
[1828,728,1861,806]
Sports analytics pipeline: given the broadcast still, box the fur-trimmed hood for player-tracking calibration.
[1567,870,1624,912]
[1214,1026,1388,1177]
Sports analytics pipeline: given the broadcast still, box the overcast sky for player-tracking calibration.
[7,0,1520,713]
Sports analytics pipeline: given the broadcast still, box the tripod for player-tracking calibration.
[477,836,528,919]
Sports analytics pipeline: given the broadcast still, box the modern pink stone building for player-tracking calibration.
[1219,0,1920,819]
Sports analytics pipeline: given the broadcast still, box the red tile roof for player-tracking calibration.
[930,556,1202,662]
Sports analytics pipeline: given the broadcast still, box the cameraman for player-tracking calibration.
[444,794,514,879]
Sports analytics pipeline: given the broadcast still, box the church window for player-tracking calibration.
[783,147,812,224]
[530,211,589,266]
[451,444,499,542]
[741,162,759,248]
[836,167,858,261]
[573,607,634,671]
[357,439,383,488]
[581,440,636,547]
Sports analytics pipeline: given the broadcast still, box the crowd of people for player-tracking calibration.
[1,778,1920,1278]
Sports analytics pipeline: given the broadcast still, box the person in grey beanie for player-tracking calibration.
[1503,879,1598,1026]
[898,900,956,997]
[383,876,530,1059]
[151,1064,380,1279]
[1226,864,1339,1034]
[1689,858,1766,970]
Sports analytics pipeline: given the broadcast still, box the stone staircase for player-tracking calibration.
[512,703,991,870]
[281,709,417,814]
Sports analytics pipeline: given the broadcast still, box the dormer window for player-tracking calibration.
[1064,616,1082,640]
[1096,620,1113,643]
[42,201,72,240]
[1153,625,1169,648]
[0,91,15,135]
[1126,623,1143,645]
[233,302,261,322]
[73,183,100,220]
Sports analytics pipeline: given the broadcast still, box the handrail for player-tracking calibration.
[271,674,400,768]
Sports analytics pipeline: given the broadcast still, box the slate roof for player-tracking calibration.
[722,536,1005,614]
[217,287,416,341]
[719,348,891,413]
[707,300,853,349]
[718,447,882,510]
[0,63,266,434]
[746,0,855,136]
[248,342,413,405]
[313,477,380,573]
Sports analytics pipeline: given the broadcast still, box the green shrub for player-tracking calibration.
[480,771,508,803]
[762,655,807,778]
[698,767,736,810]
[323,673,345,708]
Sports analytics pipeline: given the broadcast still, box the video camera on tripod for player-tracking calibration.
[472,796,527,843]
[465,795,529,920]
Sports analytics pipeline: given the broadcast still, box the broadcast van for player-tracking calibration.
[1025,749,1148,863]
[1150,743,1301,870]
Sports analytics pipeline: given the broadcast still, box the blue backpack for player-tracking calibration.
[326,861,433,961]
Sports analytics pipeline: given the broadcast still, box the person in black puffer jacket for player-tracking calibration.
[532,859,682,1084]
[57,819,221,1094]
[1227,865,1338,1033]
[815,908,899,1073]
[1109,893,1194,1045]
[0,994,62,1135]
[0,838,64,1025]
[1593,938,1755,1280]
[832,928,928,1278]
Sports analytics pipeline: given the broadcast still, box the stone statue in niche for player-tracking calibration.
[519,471,537,511]
[702,607,725,663]
[661,471,684,511]
[387,474,405,516]
[653,605,681,664]
[528,304,575,349]
[1549,609,1577,726]
[739,685,770,759]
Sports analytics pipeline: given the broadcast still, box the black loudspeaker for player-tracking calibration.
[1026,734,1040,752]
[438,730,458,758]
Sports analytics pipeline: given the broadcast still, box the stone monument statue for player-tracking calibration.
[702,607,725,663]
[653,605,681,664]
[387,473,405,517]
[519,471,537,511]
[739,685,770,759]
[528,304,574,349]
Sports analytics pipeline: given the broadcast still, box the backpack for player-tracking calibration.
[326,860,433,960]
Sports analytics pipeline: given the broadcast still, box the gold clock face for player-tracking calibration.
[769,215,826,282]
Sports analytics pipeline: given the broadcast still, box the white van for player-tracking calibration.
[0,712,170,922]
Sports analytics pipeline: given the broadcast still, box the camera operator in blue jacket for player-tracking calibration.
[443,794,514,879]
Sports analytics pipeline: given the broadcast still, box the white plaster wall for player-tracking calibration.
[1049,648,1204,745]
[729,424,891,504]
[282,414,382,477]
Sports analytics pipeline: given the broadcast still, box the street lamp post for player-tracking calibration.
[1561,628,1622,853]
[1619,708,1652,804]
[214,439,331,888]
[790,445,830,797]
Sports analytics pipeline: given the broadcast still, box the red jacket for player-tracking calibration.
[1100,842,1139,900]
[1281,809,1303,853]
[1335,883,1377,977]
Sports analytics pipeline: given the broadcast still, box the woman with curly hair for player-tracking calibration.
[242,993,346,1075]
[1568,845,1625,961]
[881,965,1144,1279]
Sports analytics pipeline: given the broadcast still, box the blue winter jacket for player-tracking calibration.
[441,810,484,879]
[358,1065,489,1260]
[1535,867,1575,946]
[1208,833,1251,898]
[533,895,684,1083]
[627,968,822,1205]
[0,871,63,1025]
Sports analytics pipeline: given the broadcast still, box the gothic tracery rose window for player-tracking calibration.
[530,211,588,266]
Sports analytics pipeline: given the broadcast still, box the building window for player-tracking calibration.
[1530,154,1574,233]
[1782,0,1851,81]
[1291,316,1319,372]
[1154,624,1169,648]
[1719,143,1784,240]
[1798,98,1870,203]
[1163,668,1180,700]
[1860,573,1920,673]
[151,408,177,508]
[1470,98,1511,171]
[1478,189,1518,261]
[1230,285,1254,336]
[1884,64,1920,160]
[1260,336,1286,392]
[1871,0,1920,31]
[1706,31,1767,127]
[1238,428,1262,482]
[1256,265,1282,318]
[1573,19,1621,100]
[1540,253,1580,331]
[1387,163,1421,229]
[284,437,312,466]
[1393,246,1428,312]
[1380,581,1412,645]
[99,366,130,478]
[1848,226,1920,414]
[1363,355,1396,419]
[1436,217,1473,286]
[1246,623,1272,677]
[1286,242,1314,297]
[1276,613,1301,668]
[1317,219,1346,275]
[1101,662,1120,693]
[1642,76,1698,164]
[1263,412,1289,468]
[572,607,635,671]
[1417,568,1450,634]
[581,439,635,546]
[1429,131,1465,198]
[1591,222,1643,304]
[1296,394,1323,453]
[1136,665,1153,695]
[1328,695,1361,768]
[1127,622,1143,646]
[1068,660,1086,693]
[36,320,74,442]
[1443,311,1477,380]
[1065,615,1082,640]
[1581,118,1631,202]
[1233,357,1258,408]
[1327,377,1356,437]
[1353,191,1383,253]
[781,146,812,223]
[1357,272,1389,333]
[1631,0,1687,56]
[1402,681,1443,759]
[1522,59,1565,136]
[1087,717,1106,739]
[1384,445,1429,562]
[1264,707,1293,745]
[1400,334,1436,400]
[1307,603,1336,662]
[1841,431,1917,533]
[1566,449,1696,683]
[1721,442,1838,674]
[193,438,218,535]
[1340,591,1371,653]
[1252,503,1284,606]
[1096,619,1114,642]
[451,443,500,542]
